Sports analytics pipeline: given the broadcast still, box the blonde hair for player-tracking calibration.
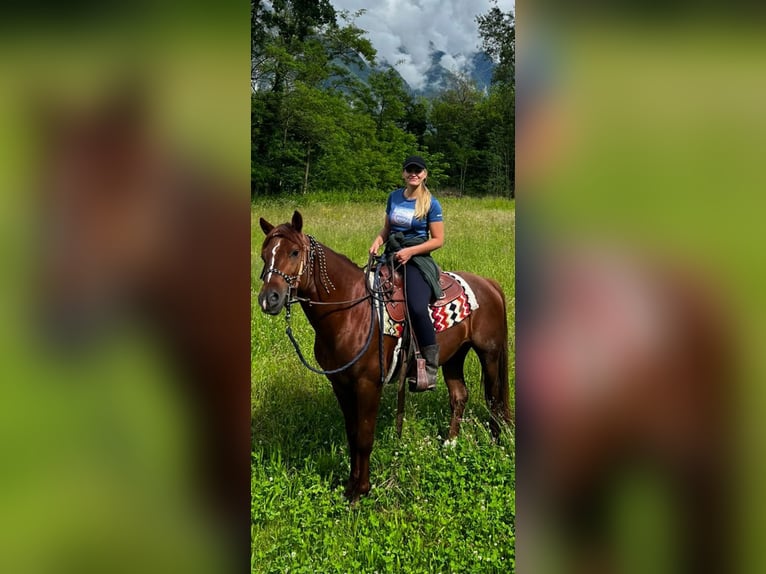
[413,183,432,220]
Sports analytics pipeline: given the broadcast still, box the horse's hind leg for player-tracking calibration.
[477,348,511,439]
[443,344,471,440]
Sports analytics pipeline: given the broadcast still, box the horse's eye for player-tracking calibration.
[290,249,300,258]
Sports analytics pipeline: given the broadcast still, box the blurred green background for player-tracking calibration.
[4,1,766,572]
[0,3,248,573]
[519,8,766,573]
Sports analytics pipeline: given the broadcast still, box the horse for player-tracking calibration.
[34,89,251,557]
[257,210,512,501]
[516,245,734,573]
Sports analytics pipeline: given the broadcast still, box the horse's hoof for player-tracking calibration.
[344,483,359,501]
[345,489,361,505]
[343,480,370,503]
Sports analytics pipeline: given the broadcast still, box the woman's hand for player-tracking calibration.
[396,247,415,265]
[369,237,384,255]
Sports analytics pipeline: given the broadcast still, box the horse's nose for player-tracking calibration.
[259,289,284,314]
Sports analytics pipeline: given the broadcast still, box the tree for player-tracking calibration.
[402,96,429,147]
[252,0,337,94]
[365,68,409,135]
[476,2,515,196]
[477,85,514,196]
[476,1,515,86]
[252,3,377,196]
[427,73,482,194]
[252,2,515,199]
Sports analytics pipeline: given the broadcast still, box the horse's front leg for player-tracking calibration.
[332,381,360,498]
[334,379,382,502]
[350,379,383,501]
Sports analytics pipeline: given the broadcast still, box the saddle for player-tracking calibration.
[377,263,464,324]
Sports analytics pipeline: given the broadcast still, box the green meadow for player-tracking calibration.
[251,196,515,573]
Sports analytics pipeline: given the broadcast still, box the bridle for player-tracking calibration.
[260,232,390,380]
[259,234,311,287]
[260,234,338,296]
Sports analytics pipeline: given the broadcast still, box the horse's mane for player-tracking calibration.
[267,223,364,273]
[323,245,364,272]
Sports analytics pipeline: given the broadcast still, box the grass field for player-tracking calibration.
[251,196,515,573]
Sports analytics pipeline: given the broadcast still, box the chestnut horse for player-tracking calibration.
[35,91,251,554]
[517,246,734,573]
[258,211,512,500]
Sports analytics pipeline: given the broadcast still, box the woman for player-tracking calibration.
[369,155,444,391]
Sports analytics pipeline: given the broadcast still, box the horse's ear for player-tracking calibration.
[291,211,303,233]
[260,217,274,235]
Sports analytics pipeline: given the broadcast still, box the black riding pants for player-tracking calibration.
[404,263,436,347]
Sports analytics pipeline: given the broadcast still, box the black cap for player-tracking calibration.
[402,155,427,170]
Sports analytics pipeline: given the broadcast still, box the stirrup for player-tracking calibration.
[408,355,435,392]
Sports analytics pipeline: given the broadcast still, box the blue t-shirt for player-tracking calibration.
[386,188,443,240]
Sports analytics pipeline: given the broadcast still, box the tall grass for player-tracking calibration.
[252,197,515,573]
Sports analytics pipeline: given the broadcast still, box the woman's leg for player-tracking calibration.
[404,263,439,391]
[404,263,436,347]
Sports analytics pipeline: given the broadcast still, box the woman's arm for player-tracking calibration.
[369,216,391,254]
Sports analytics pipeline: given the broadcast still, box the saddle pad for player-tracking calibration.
[430,273,479,332]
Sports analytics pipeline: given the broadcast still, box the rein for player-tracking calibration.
[271,235,389,381]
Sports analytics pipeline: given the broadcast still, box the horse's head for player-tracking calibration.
[258,211,310,315]
[36,88,173,346]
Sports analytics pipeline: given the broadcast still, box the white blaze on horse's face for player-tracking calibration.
[261,240,281,312]
[264,240,281,285]
[259,236,296,315]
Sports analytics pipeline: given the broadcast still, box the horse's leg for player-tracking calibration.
[331,381,360,499]
[348,378,383,501]
[477,346,511,439]
[442,344,471,440]
[675,463,727,574]
[471,277,512,438]
[656,410,729,574]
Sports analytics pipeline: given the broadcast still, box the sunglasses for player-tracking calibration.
[404,166,424,174]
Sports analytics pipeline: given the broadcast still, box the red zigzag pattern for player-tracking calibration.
[430,292,472,333]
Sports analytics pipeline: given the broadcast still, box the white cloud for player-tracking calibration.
[332,0,514,90]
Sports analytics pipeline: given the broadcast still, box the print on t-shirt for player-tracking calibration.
[390,204,415,229]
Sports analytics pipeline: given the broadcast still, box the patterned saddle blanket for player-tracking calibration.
[372,264,479,338]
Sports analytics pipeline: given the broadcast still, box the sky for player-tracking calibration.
[331,0,515,90]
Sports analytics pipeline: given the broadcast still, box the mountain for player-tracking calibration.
[414,50,495,97]
[333,48,496,99]
[469,51,496,90]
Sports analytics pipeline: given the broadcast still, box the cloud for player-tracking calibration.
[332,0,514,90]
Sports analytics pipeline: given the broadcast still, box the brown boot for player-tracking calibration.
[409,344,439,392]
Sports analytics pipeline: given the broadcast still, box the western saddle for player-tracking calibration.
[377,263,464,324]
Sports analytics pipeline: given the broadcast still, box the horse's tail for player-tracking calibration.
[485,278,512,433]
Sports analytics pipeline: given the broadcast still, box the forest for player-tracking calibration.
[251,0,514,198]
